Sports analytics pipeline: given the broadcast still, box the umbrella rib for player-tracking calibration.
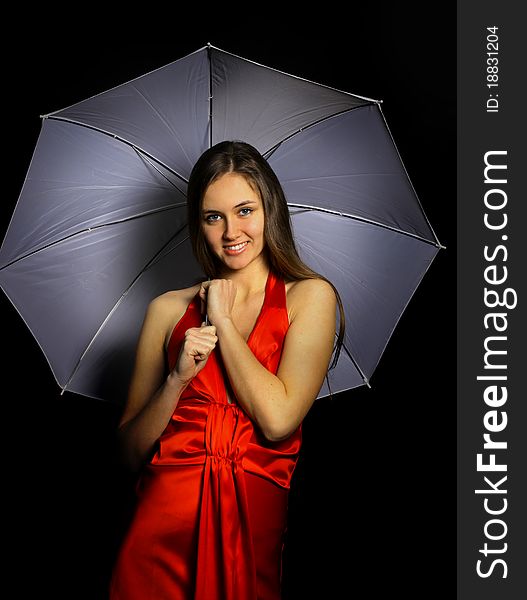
[263,104,376,161]
[61,224,191,395]
[135,149,187,197]
[377,104,444,249]
[341,340,371,388]
[288,203,443,248]
[0,203,187,271]
[363,243,442,383]
[45,115,190,185]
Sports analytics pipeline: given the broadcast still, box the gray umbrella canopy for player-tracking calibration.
[0,45,442,403]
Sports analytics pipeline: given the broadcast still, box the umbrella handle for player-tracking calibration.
[204,277,210,325]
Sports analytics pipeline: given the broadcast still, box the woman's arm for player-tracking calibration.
[211,278,337,441]
[117,294,218,471]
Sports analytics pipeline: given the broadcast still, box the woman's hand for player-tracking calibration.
[171,323,218,385]
[199,279,237,326]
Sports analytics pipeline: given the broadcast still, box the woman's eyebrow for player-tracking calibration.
[202,199,257,214]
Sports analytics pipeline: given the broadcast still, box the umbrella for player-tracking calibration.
[0,44,443,404]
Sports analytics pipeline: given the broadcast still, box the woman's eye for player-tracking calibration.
[239,208,253,216]
[205,214,221,223]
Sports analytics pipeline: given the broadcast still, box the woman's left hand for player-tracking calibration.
[199,278,237,326]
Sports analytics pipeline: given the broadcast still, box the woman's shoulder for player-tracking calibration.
[144,284,202,347]
[285,277,336,322]
[285,276,335,297]
[148,284,201,315]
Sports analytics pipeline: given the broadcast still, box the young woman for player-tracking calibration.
[110,141,345,600]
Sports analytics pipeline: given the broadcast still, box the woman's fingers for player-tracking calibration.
[173,323,218,383]
[198,323,217,335]
[185,324,218,359]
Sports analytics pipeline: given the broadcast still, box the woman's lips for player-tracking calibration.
[223,241,249,255]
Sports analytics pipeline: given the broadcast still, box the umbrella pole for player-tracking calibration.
[207,43,213,149]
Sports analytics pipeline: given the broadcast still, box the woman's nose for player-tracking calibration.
[223,219,240,240]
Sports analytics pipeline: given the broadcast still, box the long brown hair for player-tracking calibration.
[186,140,345,370]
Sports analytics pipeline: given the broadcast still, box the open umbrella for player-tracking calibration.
[0,44,442,403]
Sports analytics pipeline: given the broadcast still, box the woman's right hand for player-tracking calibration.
[171,323,218,386]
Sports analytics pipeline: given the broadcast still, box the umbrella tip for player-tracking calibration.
[363,378,372,389]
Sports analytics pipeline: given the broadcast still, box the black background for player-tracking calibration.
[2,7,455,599]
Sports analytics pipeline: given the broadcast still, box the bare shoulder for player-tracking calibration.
[151,284,200,311]
[285,277,336,323]
[286,277,336,304]
[145,284,201,349]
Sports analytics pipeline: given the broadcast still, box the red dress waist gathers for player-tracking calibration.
[110,269,302,600]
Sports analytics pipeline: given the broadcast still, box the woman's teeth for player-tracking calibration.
[225,242,248,251]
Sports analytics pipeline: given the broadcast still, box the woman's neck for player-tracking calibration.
[218,258,270,299]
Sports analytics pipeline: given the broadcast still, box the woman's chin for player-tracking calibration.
[219,249,265,272]
[222,257,251,270]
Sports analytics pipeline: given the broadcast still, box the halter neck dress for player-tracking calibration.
[110,268,302,600]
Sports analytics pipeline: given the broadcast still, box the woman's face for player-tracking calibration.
[201,172,266,272]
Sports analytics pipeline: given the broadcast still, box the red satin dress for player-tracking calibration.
[110,269,302,600]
